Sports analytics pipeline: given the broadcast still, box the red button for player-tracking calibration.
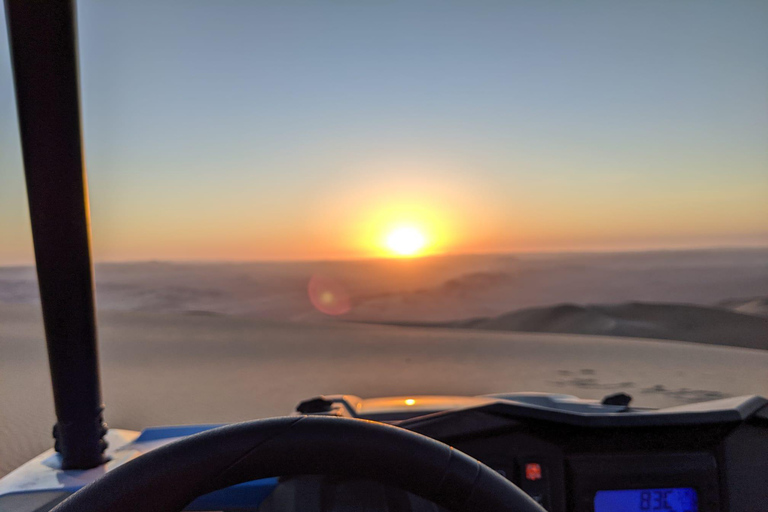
[525,462,542,481]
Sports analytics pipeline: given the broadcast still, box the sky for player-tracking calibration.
[1,0,767,264]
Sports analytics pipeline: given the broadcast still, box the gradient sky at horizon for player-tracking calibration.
[2,0,767,264]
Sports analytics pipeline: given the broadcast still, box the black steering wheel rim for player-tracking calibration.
[51,416,545,512]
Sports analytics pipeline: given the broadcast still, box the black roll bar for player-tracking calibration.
[4,0,107,469]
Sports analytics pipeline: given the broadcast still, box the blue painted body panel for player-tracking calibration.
[187,478,280,510]
[134,424,226,442]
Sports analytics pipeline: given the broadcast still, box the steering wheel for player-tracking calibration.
[51,416,546,512]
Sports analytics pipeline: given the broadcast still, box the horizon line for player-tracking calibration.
[2,243,767,269]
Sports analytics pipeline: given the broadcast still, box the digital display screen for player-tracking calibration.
[594,488,698,512]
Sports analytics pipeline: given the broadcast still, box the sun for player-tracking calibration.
[386,226,426,257]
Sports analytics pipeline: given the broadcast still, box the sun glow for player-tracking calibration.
[386,226,427,257]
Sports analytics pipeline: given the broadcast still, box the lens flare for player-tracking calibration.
[386,227,426,257]
[308,275,351,316]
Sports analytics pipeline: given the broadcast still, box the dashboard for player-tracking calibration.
[2,392,765,512]
[275,393,768,512]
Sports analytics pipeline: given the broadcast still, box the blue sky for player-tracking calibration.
[2,0,767,263]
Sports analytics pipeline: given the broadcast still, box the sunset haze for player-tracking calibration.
[1,0,767,263]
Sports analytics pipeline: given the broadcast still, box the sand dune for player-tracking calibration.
[403,302,768,350]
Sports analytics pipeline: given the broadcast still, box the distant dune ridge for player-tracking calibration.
[392,301,768,350]
[0,248,767,348]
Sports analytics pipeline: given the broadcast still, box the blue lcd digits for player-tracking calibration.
[594,488,698,512]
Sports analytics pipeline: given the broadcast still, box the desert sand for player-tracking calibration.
[2,304,768,477]
[1,248,768,477]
